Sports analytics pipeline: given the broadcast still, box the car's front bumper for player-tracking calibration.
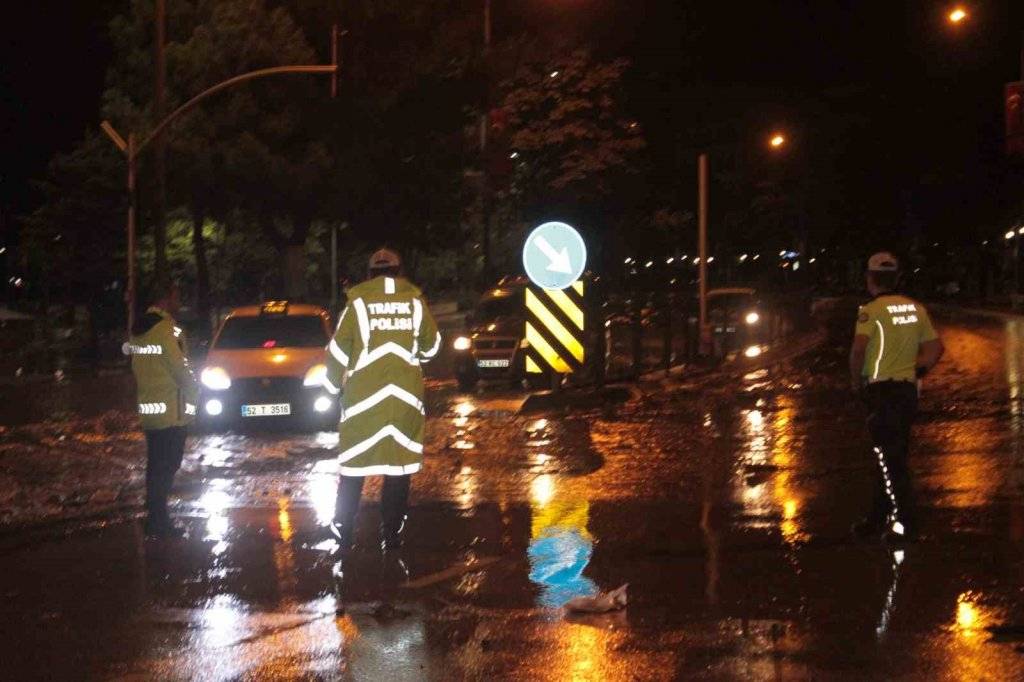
[455,344,524,381]
[199,376,339,427]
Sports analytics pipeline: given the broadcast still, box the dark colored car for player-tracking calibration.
[706,287,766,358]
[452,277,535,391]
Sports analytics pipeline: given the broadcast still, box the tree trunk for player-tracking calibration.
[283,217,312,299]
[284,243,307,299]
[192,203,212,338]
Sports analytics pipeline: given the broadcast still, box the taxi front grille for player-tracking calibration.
[473,338,517,350]
[232,377,304,399]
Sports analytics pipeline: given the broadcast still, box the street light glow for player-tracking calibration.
[770,133,786,148]
[948,7,968,24]
[1006,230,1016,240]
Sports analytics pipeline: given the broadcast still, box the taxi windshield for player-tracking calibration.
[214,315,327,350]
[477,295,521,320]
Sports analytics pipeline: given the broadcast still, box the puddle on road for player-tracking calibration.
[11,313,1024,678]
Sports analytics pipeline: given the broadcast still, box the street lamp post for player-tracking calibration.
[480,0,493,280]
[696,132,787,355]
[101,64,338,337]
[698,153,709,355]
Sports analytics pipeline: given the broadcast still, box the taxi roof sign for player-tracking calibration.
[260,301,289,316]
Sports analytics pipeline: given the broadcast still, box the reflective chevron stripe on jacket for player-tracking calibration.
[324,276,440,476]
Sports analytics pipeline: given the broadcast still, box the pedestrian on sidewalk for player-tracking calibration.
[322,248,441,553]
[849,252,944,541]
[126,278,198,538]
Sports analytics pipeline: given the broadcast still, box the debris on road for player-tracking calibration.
[564,583,628,613]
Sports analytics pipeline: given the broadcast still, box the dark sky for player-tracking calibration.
[2,0,1022,245]
[1,0,122,220]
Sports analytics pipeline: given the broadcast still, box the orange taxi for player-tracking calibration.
[198,301,339,427]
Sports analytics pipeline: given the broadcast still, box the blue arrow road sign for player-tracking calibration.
[522,221,587,290]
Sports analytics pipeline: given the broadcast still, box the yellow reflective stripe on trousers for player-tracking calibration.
[525,289,584,362]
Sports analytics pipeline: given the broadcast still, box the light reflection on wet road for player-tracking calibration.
[3,313,1024,679]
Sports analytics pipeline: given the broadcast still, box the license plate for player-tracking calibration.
[241,403,291,417]
[477,358,511,368]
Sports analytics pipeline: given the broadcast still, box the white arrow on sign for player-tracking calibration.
[534,235,573,274]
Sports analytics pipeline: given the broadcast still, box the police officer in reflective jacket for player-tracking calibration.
[127,279,198,537]
[849,252,944,541]
[322,249,441,553]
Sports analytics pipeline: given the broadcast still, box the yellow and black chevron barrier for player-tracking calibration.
[524,281,585,374]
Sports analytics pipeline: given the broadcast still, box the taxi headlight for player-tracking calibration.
[303,363,327,387]
[201,366,231,390]
[745,311,760,325]
[453,336,472,351]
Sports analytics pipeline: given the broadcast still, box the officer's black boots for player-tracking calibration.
[379,475,410,552]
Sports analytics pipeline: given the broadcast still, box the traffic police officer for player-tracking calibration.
[849,252,944,540]
[322,248,441,552]
[127,278,198,537]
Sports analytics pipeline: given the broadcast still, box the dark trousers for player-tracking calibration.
[865,381,919,533]
[144,426,187,525]
[334,474,410,534]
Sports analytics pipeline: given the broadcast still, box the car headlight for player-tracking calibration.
[453,336,472,351]
[201,366,231,390]
[744,345,762,358]
[303,363,327,387]
[745,311,760,325]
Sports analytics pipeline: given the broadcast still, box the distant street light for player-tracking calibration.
[948,7,968,25]
[770,133,786,149]
[1006,230,1016,240]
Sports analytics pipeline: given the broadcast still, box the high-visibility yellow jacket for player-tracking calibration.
[127,307,199,431]
[323,276,441,476]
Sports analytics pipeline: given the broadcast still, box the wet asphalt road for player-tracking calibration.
[3,311,1024,680]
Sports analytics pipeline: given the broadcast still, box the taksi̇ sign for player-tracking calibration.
[522,221,587,291]
[524,281,585,375]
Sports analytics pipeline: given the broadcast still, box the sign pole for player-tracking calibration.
[698,153,710,355]
[127,134,137,338]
